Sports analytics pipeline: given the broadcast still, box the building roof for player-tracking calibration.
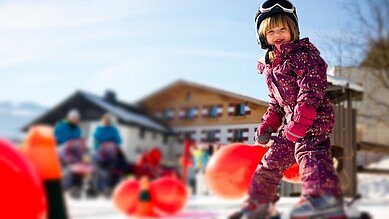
[327,74,364,103]
[81,91,169,132]
[138,77,364,107]
[23,90,170,133]
[137,79,269,107]
[327,74,364,93]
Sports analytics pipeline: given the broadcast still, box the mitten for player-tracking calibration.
[285,103,317,143]
[255,123,273,145]
[255,110,282,145]
[285,121,309,143]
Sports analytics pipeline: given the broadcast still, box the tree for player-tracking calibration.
[323,0,389,121]
[352,0,389,119]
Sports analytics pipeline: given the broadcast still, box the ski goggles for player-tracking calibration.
[259,1,295,14]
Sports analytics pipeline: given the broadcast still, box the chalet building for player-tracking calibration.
[22,90,177,165]
[137,80,269,146]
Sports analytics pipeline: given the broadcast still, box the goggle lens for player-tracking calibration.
[261,0,293,10]
[260,2,294,14]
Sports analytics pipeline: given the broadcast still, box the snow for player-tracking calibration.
[66,195,389,219]
[367,157,389,170]
[66,156,389,219]
[327,74,364,93]
[358,157,389,200]
[359,174,389,199]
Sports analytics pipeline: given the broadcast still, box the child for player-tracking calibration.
[228,1,345,219]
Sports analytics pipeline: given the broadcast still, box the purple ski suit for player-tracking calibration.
[251,38,342,203]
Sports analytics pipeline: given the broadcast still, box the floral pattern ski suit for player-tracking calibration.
[250,38,342,203]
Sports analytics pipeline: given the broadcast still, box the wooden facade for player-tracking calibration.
[138,80,269,144]
[327,75,363,197]
[139,80,268,127]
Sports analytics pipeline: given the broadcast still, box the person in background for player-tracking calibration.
[192,145,210,195]
[91,113,125,197]
[93,113,122,151]
[54,109,88,198]
[207,144,214,156]
[136,147,163,179]
[54,109,82,146]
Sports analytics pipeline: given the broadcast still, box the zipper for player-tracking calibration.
[270,71,293,114]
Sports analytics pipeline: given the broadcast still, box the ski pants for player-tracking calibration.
[249,129,342,202]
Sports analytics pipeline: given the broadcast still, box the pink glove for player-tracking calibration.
[262,111,282,131]
[285,121,309,143]
[285,103,317,143]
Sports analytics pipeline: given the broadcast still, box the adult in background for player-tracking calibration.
[93,113,122,151]
[91,113,126,197]
[54,109,82,146]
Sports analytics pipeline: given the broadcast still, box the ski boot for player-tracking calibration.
[228,199,277,219]
[290,195,346,219]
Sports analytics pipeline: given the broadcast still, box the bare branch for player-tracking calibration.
[366,92,389,109]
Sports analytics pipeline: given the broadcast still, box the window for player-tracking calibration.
[209,106,219,118]
[163,134,168,144]
[139,128,145,139]
[184,131,194,140]
[186,107,196,119]
[185,92,192,101]
[136,147,143,154]
[163,109,173,120]
[234,103,246,116]
[154,112,162,118]
[233,129,244,142]
[206,130,217,142]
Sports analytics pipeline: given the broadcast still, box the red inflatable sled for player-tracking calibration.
[204,143,300,199]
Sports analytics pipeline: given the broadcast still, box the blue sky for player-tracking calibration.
[0,0,352,107]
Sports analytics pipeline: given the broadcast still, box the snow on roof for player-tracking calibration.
[81,91,168,132]
[327,74,364,93]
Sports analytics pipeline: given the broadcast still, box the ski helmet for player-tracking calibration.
[254,0,299,49]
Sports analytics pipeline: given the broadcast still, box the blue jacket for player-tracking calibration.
[54,120,82,145]
[93,125,122,151]
[193,148,210,171]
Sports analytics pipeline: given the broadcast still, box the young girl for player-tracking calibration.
[229,1,345,219]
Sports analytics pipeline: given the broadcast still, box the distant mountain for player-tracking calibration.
[0,101,47,141]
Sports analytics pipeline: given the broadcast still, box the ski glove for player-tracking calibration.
[255,110,282,146]
[285,103,317,143]
[255,124,273,146]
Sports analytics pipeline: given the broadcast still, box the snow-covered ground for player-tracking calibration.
[66,176,389,219]
[66,158,389,219]
[66,194,388,219]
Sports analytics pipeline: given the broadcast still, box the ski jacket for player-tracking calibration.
[93,125,122,151]
[257,38,335,137]
[54,120,82,145]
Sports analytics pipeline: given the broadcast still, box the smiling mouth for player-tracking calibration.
[274,40,284,44]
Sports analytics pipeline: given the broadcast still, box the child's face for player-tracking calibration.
[265,26,291,50]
